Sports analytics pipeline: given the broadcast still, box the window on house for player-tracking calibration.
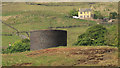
[80,16,82,18]
[87,15,89,17]
[80,12,82,14]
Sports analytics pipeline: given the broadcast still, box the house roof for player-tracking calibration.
[79,8,91,12]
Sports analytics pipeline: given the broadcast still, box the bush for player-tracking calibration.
[69,9,78,17]
[93,11,104,19]
[2,39,30,54]
[74,25,108,46]
[109,12,118,19]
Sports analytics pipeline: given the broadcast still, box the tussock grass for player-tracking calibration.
[2,46,118,66]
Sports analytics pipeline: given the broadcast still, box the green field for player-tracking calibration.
[2,2,118,47]
[2,2,95,48]
[2,2,119,66]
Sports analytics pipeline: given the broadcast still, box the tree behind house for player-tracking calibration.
[69,9,78,17]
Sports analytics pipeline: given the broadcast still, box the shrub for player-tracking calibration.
[69,9,78,17]
[74,25,108,46]
[93,11,104,19]
[2,39,30,54]
[109,12,118,19]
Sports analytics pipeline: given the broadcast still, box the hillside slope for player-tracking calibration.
[2,2,118,47]
[2,46,118,66]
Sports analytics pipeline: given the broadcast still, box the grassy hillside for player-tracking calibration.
[2,46,118,66]
[2,2,119,66]
[2,2,118,48]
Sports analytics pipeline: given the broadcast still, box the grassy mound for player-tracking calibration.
[74,25,107,46]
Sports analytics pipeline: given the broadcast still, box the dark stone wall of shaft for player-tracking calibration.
[30,30,67,50]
